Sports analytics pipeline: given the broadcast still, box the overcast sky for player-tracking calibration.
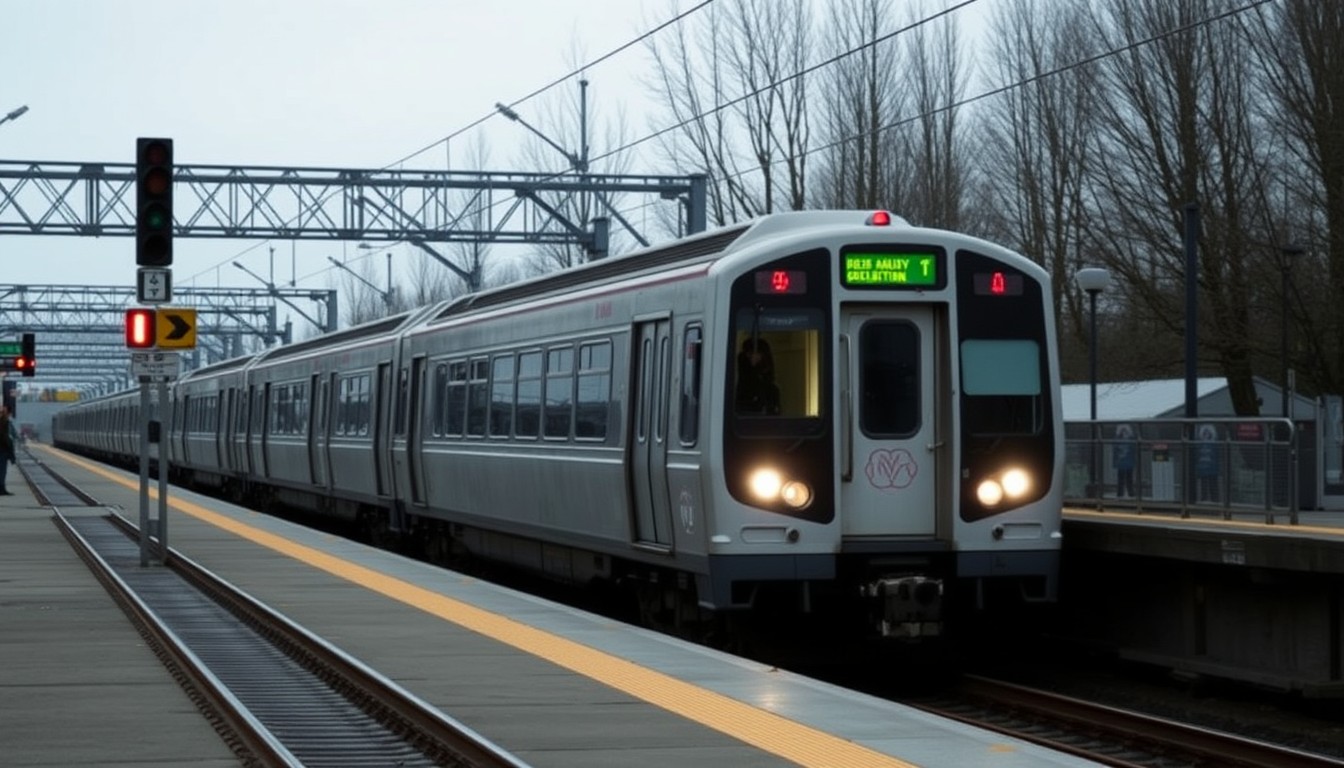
[0,0,694,293]
[0,0,990,331]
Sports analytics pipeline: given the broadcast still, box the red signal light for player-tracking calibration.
[126,308,157,348]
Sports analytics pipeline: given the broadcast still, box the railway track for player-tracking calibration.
[911,674,1344,768]
[40,454,525,768]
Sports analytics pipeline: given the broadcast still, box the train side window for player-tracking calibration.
[357,374,371,436]
[544,346,574,439]
[431,363,448,437]
[490,354,516,438]
[466,358,489,437]
[679,325,702,446]
[576,340,611,440]
[336,377,349,436]
[515,350,542,439]
[445,361,467,437]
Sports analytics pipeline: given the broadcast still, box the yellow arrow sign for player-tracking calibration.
[156,307,197,349]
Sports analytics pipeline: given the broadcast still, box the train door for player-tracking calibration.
[245,384,258,476]
[310,373,329,489]
[258,383,271,478]
[374,363,391,497]
[629,318,674,548]
[840,307,938,537]
[406,355,428,505]
[222,389,236,474]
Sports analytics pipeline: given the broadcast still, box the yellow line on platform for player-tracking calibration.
[40,445,934,768]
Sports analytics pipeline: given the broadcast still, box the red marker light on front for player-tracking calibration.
[771,270,791,293]
[991,271,1006,295]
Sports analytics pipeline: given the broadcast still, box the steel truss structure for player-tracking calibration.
[0,159,708,252]
[0,284,334,393]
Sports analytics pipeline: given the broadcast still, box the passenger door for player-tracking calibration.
[310,373,330,489]
[840,307,938,537]
[629,318,674,548]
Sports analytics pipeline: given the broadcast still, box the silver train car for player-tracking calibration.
[54,211,1063,639]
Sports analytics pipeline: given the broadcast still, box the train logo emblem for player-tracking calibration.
[678,490,696,533]
[865,449,918,491]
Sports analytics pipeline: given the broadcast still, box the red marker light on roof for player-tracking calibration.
[866,210,892,226]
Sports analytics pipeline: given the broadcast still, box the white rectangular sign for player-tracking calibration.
[130,350,180,379]
[136,267,172,304]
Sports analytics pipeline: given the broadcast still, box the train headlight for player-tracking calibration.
[1001,468,1031,498]
[976,467,1033,508]
[748,468,812,509]
[780,480,813,509]
[976,479,1005,506]
[749,468,783,501]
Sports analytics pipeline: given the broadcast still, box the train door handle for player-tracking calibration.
[926,441,944,452]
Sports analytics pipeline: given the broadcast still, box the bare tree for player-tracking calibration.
[979,0,1100,369]
[1085,0,1273,412]
[811,0,905,210]
[645,0,812,225]
[1252,0,1344,397]
[896,3,971,230]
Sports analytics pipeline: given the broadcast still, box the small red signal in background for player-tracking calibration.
[126,308,157,348]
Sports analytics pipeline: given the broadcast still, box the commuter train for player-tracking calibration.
[54,210,1063,640]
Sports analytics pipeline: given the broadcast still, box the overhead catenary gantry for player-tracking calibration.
[0,159,709,268]
[0,284,334,390]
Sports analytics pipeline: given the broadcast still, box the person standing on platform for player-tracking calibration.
[0,406,15,495]
[1113,423,1137,498]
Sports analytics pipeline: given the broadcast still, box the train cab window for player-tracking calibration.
[515,351,542,439]
[544,346,574,439]
[444,361,468,437]
[859,321,920,437]
[466,358,489,437]
[960,339,1042,434]
[490,354,515,438]
[733,309,824,419]
[679,325,703,447]
[576,340,612,440]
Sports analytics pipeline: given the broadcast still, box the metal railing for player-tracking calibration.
[1062,417,1298,524]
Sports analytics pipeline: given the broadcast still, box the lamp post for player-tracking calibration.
[0,104,28,128]
[329,253,394,311]
[357,243,394,307]
[1076,267,1112,499]
[1280,244,1302,418]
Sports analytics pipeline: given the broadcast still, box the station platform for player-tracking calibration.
[3,444,1100,768]
[1060,503,1344,696]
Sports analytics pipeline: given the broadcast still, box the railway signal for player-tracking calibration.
[16,332,34,377]
[125,308,157,349]
[135,137,173,267]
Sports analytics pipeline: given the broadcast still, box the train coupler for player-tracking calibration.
[864,576,943,639]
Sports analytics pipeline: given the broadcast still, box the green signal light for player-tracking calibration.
[144,204,171,230]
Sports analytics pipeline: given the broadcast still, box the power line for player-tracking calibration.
[598,0,1277,217]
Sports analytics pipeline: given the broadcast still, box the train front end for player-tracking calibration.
[709,211,1062,639]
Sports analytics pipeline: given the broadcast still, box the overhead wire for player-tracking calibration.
[188,0,717,286]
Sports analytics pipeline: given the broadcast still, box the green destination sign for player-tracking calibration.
[0,342,20,357]
[842,252,938,288]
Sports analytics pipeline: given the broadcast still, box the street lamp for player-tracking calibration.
[357,243,394,305]
[329,253,394,311]
[0,104,29,128]
[1076,266,1112,499]
[1280,244,1303,418]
